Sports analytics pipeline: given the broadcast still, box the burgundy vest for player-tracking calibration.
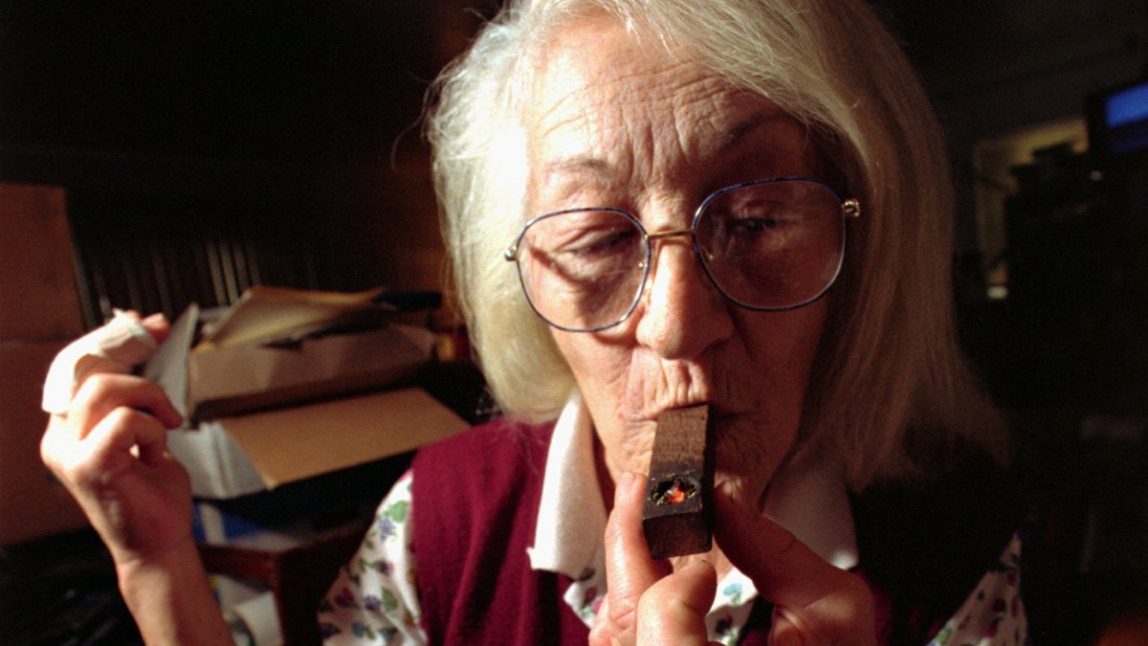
[412,419,1019,644]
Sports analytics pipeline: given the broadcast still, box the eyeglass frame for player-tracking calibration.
[503,176,862,333]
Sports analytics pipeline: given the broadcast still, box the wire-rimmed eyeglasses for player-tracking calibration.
[503,176,861,332]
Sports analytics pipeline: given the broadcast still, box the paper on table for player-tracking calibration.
[198,286,390,350]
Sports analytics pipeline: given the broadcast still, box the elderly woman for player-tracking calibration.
[41,0,1026,643]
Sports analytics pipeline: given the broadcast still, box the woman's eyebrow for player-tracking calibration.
[717,111,791,154]
[545,154,611,174]
[539,155,616,193]
[536,110,795,190]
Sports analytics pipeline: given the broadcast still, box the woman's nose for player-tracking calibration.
[633,236,733,359]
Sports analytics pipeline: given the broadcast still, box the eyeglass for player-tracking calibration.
[504,176,861,333]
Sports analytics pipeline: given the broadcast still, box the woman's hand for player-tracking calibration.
[40,313,231,644]
[591,472,877,645]
[712,484,877,645]
[589,471,717,645]
[40,312,193,563]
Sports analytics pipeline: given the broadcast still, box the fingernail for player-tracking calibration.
[681,559,716,584]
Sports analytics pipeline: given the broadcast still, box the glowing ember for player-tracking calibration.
[652,476,697,506]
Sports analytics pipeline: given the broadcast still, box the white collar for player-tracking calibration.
[526,390,606,577]
[527,390,859,578]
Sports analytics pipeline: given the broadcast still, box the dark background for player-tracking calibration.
[0,1,1146,643]
[0,1,1144,327]
[0,1,495,329]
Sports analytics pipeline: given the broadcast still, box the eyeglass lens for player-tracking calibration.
[514,179,846,331]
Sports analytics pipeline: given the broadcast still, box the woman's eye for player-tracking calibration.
[725,206,801,239]
[730,216,789,234]
[565,227,637,256]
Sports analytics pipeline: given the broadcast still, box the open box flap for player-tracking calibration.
[167,387,468,498]
[198,286,389,350]
[217,388,468,490]
[187,323,432,420]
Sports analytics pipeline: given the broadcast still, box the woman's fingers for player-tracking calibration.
[42,310,168,415]
[713,489,877,644]
[591,471,671,645]
[43,375,177,489]
[86,309,168,366]
[41,376,193,560]
[714,488,824,604]
[37,311,198,576]
[88,406,171,471]
[595,470,868,645]
[635,560,717,645]
[593,471,721,645]
[42,373,183,534]
[66,373,183,438]
[46,406,169,486]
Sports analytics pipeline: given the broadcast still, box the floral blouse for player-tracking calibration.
[316,472,1027,645]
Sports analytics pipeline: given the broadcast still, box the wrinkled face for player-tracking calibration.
[524,17,828,501]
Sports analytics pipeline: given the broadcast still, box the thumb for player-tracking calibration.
[713,490,877,644]
[712,489,843,608]
[635,560,717,644]
[42,310,165,414]
[139,312,172,345]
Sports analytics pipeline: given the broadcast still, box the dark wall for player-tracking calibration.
[874,0,1147,247]
[872,0,1148,406]
[0,1,492,324]
[872,4,1148,637]
[3,1,1143,323]
[0,2,453,162]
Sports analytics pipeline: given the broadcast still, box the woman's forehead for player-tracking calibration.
[527,19,754,141]
[523,19,810,195]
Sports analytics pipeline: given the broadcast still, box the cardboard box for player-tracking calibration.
[158,288,435,421]
[169,387,467,498]
[0,341,89,545]
[188,324,432,420]
[142,288,468,499]
[0,182,85,341]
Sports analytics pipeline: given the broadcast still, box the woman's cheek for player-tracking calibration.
[589,372,657,475]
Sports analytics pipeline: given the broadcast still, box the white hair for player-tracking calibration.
[426,0,1008,491]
